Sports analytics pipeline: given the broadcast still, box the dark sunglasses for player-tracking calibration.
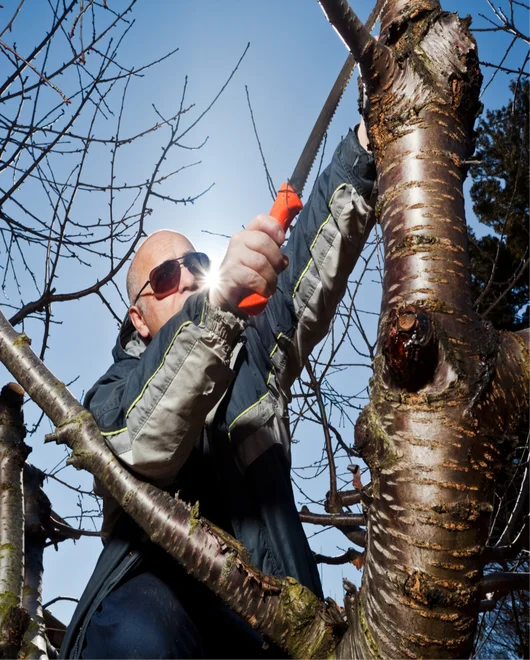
[133,252,211,305]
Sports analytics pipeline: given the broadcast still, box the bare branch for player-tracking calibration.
[0,38,70,103]
[299,506,365,528]
[314,548,362,565]
[480,571,530,599]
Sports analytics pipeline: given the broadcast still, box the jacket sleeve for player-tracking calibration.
[85,293,245,484]
[257,127,376,390]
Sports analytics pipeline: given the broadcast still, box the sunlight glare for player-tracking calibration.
[202,256,221,293]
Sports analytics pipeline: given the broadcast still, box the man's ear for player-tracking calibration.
[129,305,151,340]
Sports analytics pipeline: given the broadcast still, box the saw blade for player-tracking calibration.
[290,0,385,196]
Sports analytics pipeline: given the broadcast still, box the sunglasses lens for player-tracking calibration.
[184,252,211,277]
[147,253,211,299]
[150,259,181,296]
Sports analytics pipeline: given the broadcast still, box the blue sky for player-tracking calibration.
[0,0,527,626]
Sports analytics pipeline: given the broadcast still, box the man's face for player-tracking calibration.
[129,231,205,339]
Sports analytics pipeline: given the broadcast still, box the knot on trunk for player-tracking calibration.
[431,498,493,523]
[403,570,477,609]
[383,306,438,390]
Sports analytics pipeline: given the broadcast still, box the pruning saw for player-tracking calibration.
[238,1,383,316]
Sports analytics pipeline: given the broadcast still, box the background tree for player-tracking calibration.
[468,77,529,657]
[468,80,529,331]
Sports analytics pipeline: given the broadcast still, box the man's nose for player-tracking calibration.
[179,263,199,291]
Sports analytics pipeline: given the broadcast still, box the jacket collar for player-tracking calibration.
[112,290,208,363]
[113,313,147,362]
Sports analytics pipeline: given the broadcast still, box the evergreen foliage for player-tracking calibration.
[468,81,529,659]
[469,80,529,330]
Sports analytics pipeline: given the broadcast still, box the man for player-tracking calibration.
[61,122,376,659]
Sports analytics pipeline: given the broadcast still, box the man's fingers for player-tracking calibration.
[239,252,278,294]
[239,265,275,299]
[238,230,287,275]
[210,215,289,313]
[246,214,285,247]
[217,263,273,300]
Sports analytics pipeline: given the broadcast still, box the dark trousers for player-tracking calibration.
[80,553,283,659]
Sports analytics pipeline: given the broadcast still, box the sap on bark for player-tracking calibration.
[382,305,438,390]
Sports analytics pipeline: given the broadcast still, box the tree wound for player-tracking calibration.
[383,306,438,389]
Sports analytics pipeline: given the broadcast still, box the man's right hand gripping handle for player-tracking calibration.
[237,183,302,315]
[208,214,289,315]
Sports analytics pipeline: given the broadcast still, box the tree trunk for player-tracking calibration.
[20,465,52,660]
[0,384,29,659]
[319,0,529,657]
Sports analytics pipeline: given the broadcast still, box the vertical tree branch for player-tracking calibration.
[0,383,29,658]
[20,465,52,660]
[305,360,339,512]
[321,1,528,658]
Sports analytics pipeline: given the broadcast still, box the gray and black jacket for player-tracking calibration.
[60,128,376,658]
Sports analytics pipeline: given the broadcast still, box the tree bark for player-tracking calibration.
[319,0,529,657]
[20,465,52,660]
[0,384,29,659]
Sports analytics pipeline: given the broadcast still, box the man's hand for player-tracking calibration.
[357,118,370,152]
[209,214,288,314]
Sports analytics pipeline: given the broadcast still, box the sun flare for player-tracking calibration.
[202,257,221,292]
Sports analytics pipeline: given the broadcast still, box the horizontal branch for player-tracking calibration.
[479,60,530,76]
[337,490,362,506]
[300,507,366,548]
[42,597,79,610]
[300,507,365,528]
[480,571,530,599]
[48,511,101,543]
[314,549,362,565]
[478,598,497,612]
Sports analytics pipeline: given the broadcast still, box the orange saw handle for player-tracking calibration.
[238,182,303,316]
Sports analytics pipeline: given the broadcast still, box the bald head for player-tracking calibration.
[127,230,194,306]
[127,230,202,340]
